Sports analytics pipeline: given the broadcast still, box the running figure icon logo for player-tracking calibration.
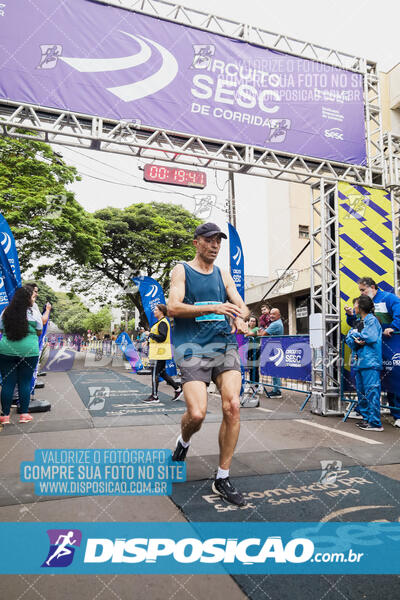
[37,45,63,69]
[191,44,215,69]
[42,529,82,568]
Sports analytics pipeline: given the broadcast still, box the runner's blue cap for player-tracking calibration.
[194,222,227,239]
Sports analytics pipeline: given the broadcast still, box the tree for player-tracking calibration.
[53,291,91,333]
[23,279,58,314]
[0,136,105,275]
[74,202,202,317]
[83,306,112,335]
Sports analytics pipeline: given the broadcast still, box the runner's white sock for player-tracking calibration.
[216,467,229,479]
[177,434,190,448]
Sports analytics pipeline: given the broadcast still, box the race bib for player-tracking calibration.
[195,301,225,322]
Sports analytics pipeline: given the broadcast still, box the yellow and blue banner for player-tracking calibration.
[338,183,394,333]
[338,183,394,374]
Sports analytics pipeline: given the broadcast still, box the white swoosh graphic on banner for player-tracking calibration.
[60,32,151,72]
[107,35,178,102]
[233,247,242,266]
[269,348,284,366]
[145,285,158,298]
[1,233,11,255]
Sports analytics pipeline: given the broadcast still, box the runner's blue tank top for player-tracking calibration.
[173,263,237,360]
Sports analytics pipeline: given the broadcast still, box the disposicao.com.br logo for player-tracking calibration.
[33,524,370,574]
[83,536,314,565]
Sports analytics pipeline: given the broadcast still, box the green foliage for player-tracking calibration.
[92,201,201,289]
[53,291,91,333]
[75,202,202,319]
[83,306,112,334]
[23,279,58,313]
[0,138,202,322]
[0,136,105,275]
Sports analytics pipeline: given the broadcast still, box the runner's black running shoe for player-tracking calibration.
[172,439,189,461]
[172,387,184,401]
[143,395,160,404]
[212,477,246,507]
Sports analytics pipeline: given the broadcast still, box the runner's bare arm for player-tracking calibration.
[167,264,244,319]
[222,270,249,318]
[221,270,249,333]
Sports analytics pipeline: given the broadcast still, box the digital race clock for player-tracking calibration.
[143,164,206,189]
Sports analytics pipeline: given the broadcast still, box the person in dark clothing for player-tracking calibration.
[144,304,183,403]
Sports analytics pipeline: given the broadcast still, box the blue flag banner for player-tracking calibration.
[132,276,176,375]
[115,332,143,373]
[0,214,21,312]
[228,223,244,300]
[132,276,166,328]
[1,521,400,574]
[259,335,312,381]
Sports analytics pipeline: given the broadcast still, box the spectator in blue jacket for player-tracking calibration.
[345,295,383,432]
[344,276,400,427]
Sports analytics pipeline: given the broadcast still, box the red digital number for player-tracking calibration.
[149,165,159,179]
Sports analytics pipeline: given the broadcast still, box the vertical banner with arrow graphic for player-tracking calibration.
[0,214,22,311]
[131,276,166,328]
[228,223,247,391]
[228,223,244,300]
[132,276,176,375]
[115,331,143,373]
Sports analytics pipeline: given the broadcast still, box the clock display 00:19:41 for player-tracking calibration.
[143,164,207,188]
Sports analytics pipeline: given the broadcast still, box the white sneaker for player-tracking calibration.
[347,411,363,419]
[393,419,400,428]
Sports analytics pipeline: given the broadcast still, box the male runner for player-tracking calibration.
[168,222,249,506]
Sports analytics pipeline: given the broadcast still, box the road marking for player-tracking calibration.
[256,407,273,413]
[295,419,383,445]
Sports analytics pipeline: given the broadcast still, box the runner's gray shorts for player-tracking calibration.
[177,347,241,385]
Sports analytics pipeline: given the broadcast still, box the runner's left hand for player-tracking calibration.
[231,317,248,335]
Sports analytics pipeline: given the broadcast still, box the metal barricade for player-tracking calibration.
[240,335,312,410]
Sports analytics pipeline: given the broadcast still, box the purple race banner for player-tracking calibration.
[1,0,365,165]
[259,335,312,381]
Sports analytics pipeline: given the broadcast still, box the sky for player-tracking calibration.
[52,0,400,292]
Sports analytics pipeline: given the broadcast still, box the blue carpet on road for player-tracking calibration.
[68,369,185,417]
[171,466,400,600]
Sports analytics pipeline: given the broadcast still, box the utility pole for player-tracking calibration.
[228,169,237,227]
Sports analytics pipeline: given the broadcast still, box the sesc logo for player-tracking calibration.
[392,353,400,367]
[60,32,178,102]
[84,536,314,565]
[324,128,344,141]
[232,246,242,267]
[269,347,284,366]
